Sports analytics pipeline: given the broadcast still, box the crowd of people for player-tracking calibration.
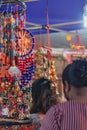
[29,57,87,130]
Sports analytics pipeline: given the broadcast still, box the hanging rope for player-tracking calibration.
[45,0,52,59]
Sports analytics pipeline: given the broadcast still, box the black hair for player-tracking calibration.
[30,77,57,114]
[62,64,71,85]
[62,57,87,88]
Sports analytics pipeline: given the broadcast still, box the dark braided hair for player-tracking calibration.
[30,77,58,114]
[62,57,87,88]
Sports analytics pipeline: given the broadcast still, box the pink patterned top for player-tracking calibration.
[40,100,87,130]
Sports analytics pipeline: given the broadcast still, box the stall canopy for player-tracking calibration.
[25,0,85,34]
[1,0,87,49]
[0,0,85,34]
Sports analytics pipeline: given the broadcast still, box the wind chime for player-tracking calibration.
[0,0,35,120]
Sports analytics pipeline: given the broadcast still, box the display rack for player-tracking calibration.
[0,118,34,130]
[0,118,32,126]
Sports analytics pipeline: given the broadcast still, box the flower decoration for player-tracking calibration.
[16,29,35,57]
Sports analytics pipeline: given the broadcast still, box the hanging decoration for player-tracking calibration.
[70,33,85,50]
[45,0,58,93]
[66,32,72,42]
[0,0,35,120]
[33,0,58,94]
[16,29,35,56]
[64,31,85,62]
[34,47,49,78]
[43,46,58,91]
[17,53,35,88]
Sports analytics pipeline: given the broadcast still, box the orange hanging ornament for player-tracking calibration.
[66,32,72,42]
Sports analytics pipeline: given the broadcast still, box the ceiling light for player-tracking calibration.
[83,4,87,27]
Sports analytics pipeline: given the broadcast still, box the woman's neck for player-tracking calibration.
[70,87,87,102]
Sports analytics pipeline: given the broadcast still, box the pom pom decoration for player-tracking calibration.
[18,53,35,88]
[8,65,21,78]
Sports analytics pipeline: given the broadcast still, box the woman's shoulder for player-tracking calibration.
[52,100,83,112]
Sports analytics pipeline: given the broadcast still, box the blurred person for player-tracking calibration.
[29,77,59,130]
[40,57,87,130]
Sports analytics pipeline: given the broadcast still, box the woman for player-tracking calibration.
[40,57,87,130]
[29,77,59,130]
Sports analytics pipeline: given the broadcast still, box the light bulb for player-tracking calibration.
[83,4,87,27]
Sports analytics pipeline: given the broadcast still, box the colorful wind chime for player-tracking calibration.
[0,0,35,119]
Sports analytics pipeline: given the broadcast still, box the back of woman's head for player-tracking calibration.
[62,57,87,88]
[30,77,58,114]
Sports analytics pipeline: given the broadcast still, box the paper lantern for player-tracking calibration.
[66,32,72,41]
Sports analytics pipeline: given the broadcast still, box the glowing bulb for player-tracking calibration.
[83,4,87,27]
[66,32,72,41]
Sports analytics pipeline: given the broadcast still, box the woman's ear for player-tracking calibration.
[64,81,71,100]
[64,81,71,93]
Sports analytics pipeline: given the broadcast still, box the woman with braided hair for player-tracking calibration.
[29,77,59,130]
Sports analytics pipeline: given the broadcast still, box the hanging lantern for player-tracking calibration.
[66,32,72,42]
